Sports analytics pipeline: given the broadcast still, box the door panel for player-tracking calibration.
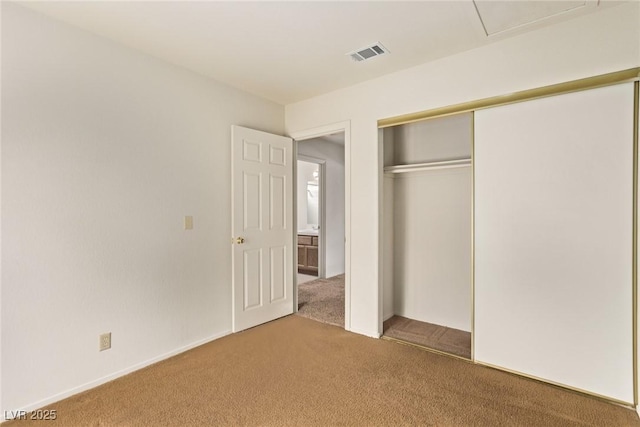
[232,125,293,332]
[243,249,262,310]
[270,246,286,302]
[270,175,286,230]
[270,145,286,165]
[243,172,262,230]
[474,83,635,403]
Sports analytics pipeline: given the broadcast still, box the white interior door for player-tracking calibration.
[232,125,294,332]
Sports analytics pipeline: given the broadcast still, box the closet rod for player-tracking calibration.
[384,158,471,174]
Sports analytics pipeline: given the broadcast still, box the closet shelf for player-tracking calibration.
[384,158,472,174]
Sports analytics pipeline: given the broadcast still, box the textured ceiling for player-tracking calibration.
[17,0,620,104]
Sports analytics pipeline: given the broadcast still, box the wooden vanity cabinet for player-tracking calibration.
[298,234,318,275]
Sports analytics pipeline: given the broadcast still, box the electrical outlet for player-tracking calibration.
[99,332,111,351]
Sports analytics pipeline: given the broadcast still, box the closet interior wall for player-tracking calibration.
[382,113,473,333]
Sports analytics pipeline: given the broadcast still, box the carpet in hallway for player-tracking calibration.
[296,274,344,327]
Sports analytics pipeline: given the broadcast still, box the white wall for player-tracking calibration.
[298,138,345,278]
[382,175,394,321]
[1,3,283,416]
[391,168,472,332]
[381,129,395,321]
[296,161,318,232]
[285,2,640,337]
[392,113,472,165]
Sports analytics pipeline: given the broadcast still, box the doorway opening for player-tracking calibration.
[294,131,346,329]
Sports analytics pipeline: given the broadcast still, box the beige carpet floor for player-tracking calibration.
[3,315,639,426]
[384,315,472,359]
[297,273,317,285]
[296,274,344,327]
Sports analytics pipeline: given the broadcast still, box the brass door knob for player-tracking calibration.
[235,237,245,244]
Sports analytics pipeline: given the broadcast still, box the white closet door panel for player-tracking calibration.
[475,83,634,403]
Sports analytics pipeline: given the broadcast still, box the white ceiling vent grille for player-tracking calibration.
[347,42,389,62]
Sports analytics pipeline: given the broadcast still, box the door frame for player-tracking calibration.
[290,121,351,330]
[297,155,326,279]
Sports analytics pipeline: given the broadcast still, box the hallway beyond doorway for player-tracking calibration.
[296,274,345,328]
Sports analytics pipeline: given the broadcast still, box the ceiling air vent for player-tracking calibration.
[347,42,389,62]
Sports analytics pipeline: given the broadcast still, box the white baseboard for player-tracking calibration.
[347,325,381,339]
[2,330,231,421]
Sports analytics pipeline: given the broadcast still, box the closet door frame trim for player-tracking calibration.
[378,68,640,129]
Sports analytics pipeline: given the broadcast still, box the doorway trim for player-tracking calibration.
[290,121,351,331]
[297,155,326,279]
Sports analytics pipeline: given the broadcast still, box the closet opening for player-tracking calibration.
[381,112,473,360]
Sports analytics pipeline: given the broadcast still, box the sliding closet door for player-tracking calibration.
[475,83,635,403]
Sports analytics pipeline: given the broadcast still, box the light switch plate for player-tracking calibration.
[184,216,193,230]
